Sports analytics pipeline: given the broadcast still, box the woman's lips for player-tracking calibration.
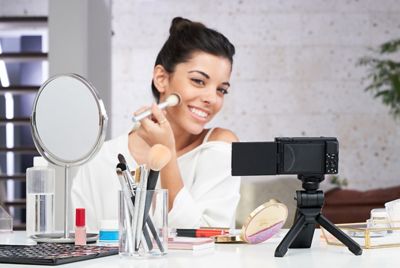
[188,105,209,121]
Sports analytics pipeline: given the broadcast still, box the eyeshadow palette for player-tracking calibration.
[0,243,118,265]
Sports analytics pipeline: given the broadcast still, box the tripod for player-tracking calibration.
[274,174,363,257]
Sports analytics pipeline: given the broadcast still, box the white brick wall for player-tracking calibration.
[112,0,400,190]
[2,0,398,190]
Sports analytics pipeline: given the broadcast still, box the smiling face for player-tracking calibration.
[156,51,232,135]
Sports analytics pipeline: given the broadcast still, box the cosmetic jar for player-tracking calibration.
[99,220,119,244]
[385,199,400,228]
[366,208,390,236]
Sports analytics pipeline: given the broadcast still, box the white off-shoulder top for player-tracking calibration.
[71,128,241,231]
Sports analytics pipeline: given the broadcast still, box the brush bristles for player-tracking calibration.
[117,162,127,172]
[166,93,181,107]
[135,167,141,183]
[148,144,172,171]
[118,153,127,164]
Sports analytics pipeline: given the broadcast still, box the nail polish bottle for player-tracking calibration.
[75,208,86,245]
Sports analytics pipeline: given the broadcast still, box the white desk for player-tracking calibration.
[0,230,398,268]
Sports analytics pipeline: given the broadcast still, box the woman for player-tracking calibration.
[71,17,241,231]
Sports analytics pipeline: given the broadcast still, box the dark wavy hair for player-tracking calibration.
[151,17,235,102]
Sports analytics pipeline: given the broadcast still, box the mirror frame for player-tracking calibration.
[31,73,108,167]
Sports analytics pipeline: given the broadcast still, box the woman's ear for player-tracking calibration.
[153,65,170,94]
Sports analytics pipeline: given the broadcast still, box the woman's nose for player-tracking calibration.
[201,87,217,104]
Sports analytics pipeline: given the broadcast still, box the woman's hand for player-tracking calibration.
[134,103,176,152]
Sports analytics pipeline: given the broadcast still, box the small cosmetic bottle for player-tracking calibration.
[75,208,86,245]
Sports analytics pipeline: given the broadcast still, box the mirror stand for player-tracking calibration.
[63,165,70,240]
[30,74,107,243]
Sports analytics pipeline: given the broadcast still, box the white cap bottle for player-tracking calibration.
[26,156,55,237]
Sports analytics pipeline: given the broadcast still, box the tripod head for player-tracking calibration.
[298,174,324,192]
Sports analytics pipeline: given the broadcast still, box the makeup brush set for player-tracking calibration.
[116,145,171,256]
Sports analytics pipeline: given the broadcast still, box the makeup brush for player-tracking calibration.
[142,144,171,216]
[117,154,136,191]
[141,144,171,252]
[117,162,135,193]
[131,93,181,130]
[146,144,172,191]
[135,165,148,250]
[116,166,135,252]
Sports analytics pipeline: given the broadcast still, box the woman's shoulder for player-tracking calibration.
[178,128,237,159]
[207,127,239,143]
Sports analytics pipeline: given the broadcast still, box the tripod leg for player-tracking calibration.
[289,208,320,248]
[317,214,362,256]
[275,214,306,257]
[290,222,315,248]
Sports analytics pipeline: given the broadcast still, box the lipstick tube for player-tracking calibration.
[176,228,230,238]
[75,208,86,245]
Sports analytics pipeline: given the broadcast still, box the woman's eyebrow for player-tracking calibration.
[188,70,210,79]
[189,70,230,87]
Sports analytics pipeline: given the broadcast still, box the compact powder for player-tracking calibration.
[214,235,245,243]
[241,199,288,244]
[214,199,288,244]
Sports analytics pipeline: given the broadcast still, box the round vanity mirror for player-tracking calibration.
[32,74,107,166]
[31,73,108,242]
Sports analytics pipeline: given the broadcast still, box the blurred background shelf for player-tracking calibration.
[0,15,48,231]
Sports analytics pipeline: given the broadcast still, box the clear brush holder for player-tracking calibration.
[119,189,168,258]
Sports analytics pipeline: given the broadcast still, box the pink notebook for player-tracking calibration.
[168,237,215,251]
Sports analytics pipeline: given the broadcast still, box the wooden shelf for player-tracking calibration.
[13,224,26,231]
[0,86,40,94]
[0,16,47,23]
[0,52,48,61]
[0,174,26,181]
[0,147,37,153]
[0,117,31,125]
[3,199,26,207]
[0,17,47,36]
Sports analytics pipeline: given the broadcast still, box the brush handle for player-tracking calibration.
[135,167,149,250]
[145,215,165,252]
[132,102,169,123]
[143,170,159,224]
[142,170,165,252]
[146,170,159,191]
[123,170,136,192]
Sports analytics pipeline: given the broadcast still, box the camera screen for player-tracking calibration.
[231,138,337,176]
[281,143,325,174]
[231,142,277,176]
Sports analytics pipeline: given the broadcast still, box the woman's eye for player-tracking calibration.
[191,78,205,86]
[218,88,229,95]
